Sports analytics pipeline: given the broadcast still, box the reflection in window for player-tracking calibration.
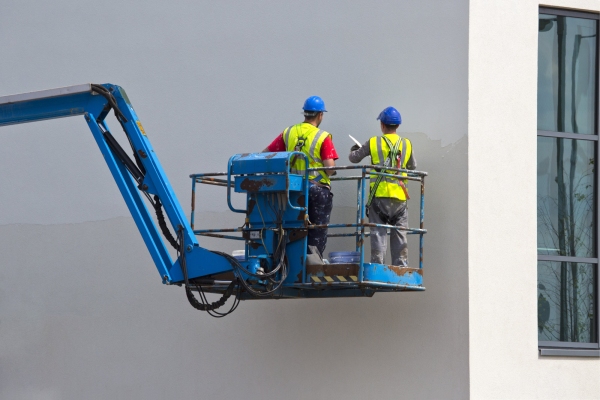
[537,137,595,257]
[538,261,596,342]
[538,14,597,134]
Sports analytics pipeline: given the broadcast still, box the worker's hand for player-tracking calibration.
[350,144,360,152]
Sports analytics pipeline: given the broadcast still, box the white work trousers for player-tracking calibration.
[368,197,408,266]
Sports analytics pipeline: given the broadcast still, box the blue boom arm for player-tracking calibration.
[0,83,234,284]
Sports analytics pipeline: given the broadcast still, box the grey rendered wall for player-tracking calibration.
[0,1,469,399]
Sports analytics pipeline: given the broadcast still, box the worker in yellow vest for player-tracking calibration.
[348,107,416,266]
[263,96,339,257]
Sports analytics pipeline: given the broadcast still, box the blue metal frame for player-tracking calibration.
[191,159,428,297]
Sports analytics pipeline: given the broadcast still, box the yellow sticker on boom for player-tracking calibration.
[136,121,146,135]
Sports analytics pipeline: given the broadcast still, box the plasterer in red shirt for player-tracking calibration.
[262,96,339,257]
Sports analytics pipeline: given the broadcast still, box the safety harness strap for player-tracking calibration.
[285,125,305,174]
[367,136,401,207]
[283,126,293,146]
[309,129,326,162]
[384,136,410,200]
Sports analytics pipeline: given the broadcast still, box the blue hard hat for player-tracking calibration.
[377,106,402,125]
[303,96,327,112]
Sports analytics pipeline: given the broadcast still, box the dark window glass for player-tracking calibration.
[538,14,597,134]
[538,261,596,343]
[537,137,595,257]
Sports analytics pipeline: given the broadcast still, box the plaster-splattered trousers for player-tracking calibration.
[307,183,333,257]
[369,197,408,266]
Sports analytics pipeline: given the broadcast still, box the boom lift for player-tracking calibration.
[0,84,428,316]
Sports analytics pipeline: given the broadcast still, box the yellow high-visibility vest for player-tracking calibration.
[369,133,412,200]
[283,122,331,185]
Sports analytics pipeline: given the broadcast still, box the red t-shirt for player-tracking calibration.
[266,133,338,160]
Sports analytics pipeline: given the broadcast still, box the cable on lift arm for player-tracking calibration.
[91,84,147,177]
[177,228,241,316]
[90,84,180,250]
[98,116,287,309]
[91,85,285,307]
[91,85,241,310]
[152,195,178,249]
[90,84,128,124]
[101,126,145,184]
[91,84,146,181]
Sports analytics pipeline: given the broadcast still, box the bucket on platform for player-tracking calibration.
[232,250,245,261]
[328,251,360,264]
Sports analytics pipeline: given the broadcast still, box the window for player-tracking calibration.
[537,8,600,355]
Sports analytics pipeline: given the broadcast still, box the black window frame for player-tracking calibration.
[538,6,600,357]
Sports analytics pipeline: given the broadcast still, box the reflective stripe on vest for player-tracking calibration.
[369,134,412,201]
[283,123,331,185]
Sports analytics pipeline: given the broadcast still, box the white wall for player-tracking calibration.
[469,0,600,398]
[0,1,469,399]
